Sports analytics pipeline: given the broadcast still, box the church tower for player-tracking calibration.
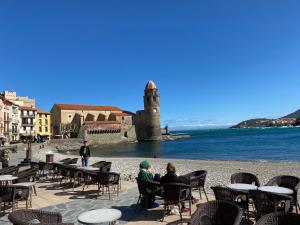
[136,80,161,141]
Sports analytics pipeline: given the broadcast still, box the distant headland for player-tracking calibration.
[231,109,300,128]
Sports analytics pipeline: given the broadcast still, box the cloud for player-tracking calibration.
[162,118,234,130]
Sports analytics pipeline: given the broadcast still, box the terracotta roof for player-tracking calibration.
[55,104,122,111]
[110,112,133,117]
[145,80,157,90]
[83,121,121,125]
[37,109,51,115]
[19,106,37,111]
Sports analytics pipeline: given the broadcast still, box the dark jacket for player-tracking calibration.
[79,146,90,158]
[160,172,189,184]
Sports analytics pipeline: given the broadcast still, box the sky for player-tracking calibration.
[1,0,300,130]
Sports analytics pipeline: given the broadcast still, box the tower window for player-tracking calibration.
[153,109,157,113]
[147,97,150,102]
[153,97,156,102]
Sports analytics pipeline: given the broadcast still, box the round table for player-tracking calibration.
[79,167,99,171]
[78,208,122,225]
[12,182,37,208]
[258,186,294,195]
[226,183,258,191]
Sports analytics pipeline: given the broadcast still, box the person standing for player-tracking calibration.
[79,140,90,167]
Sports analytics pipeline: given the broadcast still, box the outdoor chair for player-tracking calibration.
[91,161,106,168]
[190,200,243,225]
[8,209,74,225]
[0,166,19,175]
[255,212,300,225]
[100,162,112,173]
[250,190,292,221]
[161,182,192,222]
[266,175,300,213]
[0,186,30,213]
[184,170,208,201]
[211,186,250,219]
[64,158,78,165]
[98,172,121,199]
[231,172,260,187]
[59,158,71,163]
[135,177,162,212]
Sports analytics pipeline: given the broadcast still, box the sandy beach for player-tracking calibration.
[33,146,300,194]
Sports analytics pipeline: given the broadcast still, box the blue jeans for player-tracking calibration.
[82,157,89,167]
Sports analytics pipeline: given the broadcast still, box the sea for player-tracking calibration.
[88,127,300,162]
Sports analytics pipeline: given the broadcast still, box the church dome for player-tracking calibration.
[145,80,157,90]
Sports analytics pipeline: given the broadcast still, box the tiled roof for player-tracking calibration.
[55,104,122,111]
[19,106,37,111]
[37,109,51,115]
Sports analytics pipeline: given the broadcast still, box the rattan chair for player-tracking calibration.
[266,175,300,213]
[231,172,260,187]
[251,190,292,220]
[190,200,242,225]
[184,170,208,201]
[255,212,300,225]
[8,209,74,225]
[98,172,121,199]
[135,177,162,212]
[91,161,106,168]
[161,182,192,222]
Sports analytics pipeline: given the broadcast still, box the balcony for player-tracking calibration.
[22,123,35,127]
[3,117,12,122]
[12,119,19,124]
[21,114,35,118]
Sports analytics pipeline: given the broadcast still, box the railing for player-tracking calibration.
[12,119,19,124]
[22,123,35,126]
[3,117,12,122]
[21,114,35,118]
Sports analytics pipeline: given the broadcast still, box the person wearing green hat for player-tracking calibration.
[138,160,154,181]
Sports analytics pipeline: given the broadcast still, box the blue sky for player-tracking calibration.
[1,0,300,130]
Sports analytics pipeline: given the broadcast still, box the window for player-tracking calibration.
[122,116,125,120]
[23,127,26,131]
[31,127,33,131]
[153,97,156,102]
[147,97,150,102]
[39,119,42,125]
[153,108,157,113]
[45,127,48,132]
[45,118,48,124]
[39,127,42,132]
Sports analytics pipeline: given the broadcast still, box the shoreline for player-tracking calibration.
[33,147,300,194]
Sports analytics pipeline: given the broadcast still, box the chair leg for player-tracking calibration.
[135,196,141,212]
[161,204,167,222]
[178,204,183,223]
[203,187,209,201]
[199,188,202,200]
[33,185,37,196]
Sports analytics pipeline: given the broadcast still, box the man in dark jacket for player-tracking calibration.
[79,140,90,167]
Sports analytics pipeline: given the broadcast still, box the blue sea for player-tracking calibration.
[89,127,300,162]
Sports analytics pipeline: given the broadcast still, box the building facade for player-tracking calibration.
[50,80,161,144]
[35,109,51,141]
[19,106,36,140]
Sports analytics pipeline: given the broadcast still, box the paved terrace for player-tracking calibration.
[0,178,206,225]
[0,146,204,225]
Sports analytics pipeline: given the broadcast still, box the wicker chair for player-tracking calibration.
[135,177,162,212]
[161,182,192,222]
[184,170,208,201]
[266,175,300,213]
[255,212,300,225]
[98,172,121,199]
[100,162,112,173]
[211,186,250,219]
[190,200,243,225]
[8,209,74,225]
[231,172,260,187]
[0,166,19,175]
[251,190,292,220]
[0,186,30,212]
[91,161,106,168]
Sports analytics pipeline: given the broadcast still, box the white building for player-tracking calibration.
[19,106,36,140]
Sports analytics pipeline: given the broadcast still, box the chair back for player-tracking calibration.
[211,186,235,202]
[162,182,190,204]
[191,200,242,225]
[91,161,106,168]
[100,162,112,173]
[136,177,161,196]
[256,212,300,225]
[231,172,260,187]
[267,175,300,192]
[185,170,207,189]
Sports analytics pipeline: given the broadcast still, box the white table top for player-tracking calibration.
[78,209,122,224]
[258,186,294,195]
[0,176,18,181]
[78,167,99,171]
[13,182,36,187]
[227,183,258,191]
[0,175,13,178]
